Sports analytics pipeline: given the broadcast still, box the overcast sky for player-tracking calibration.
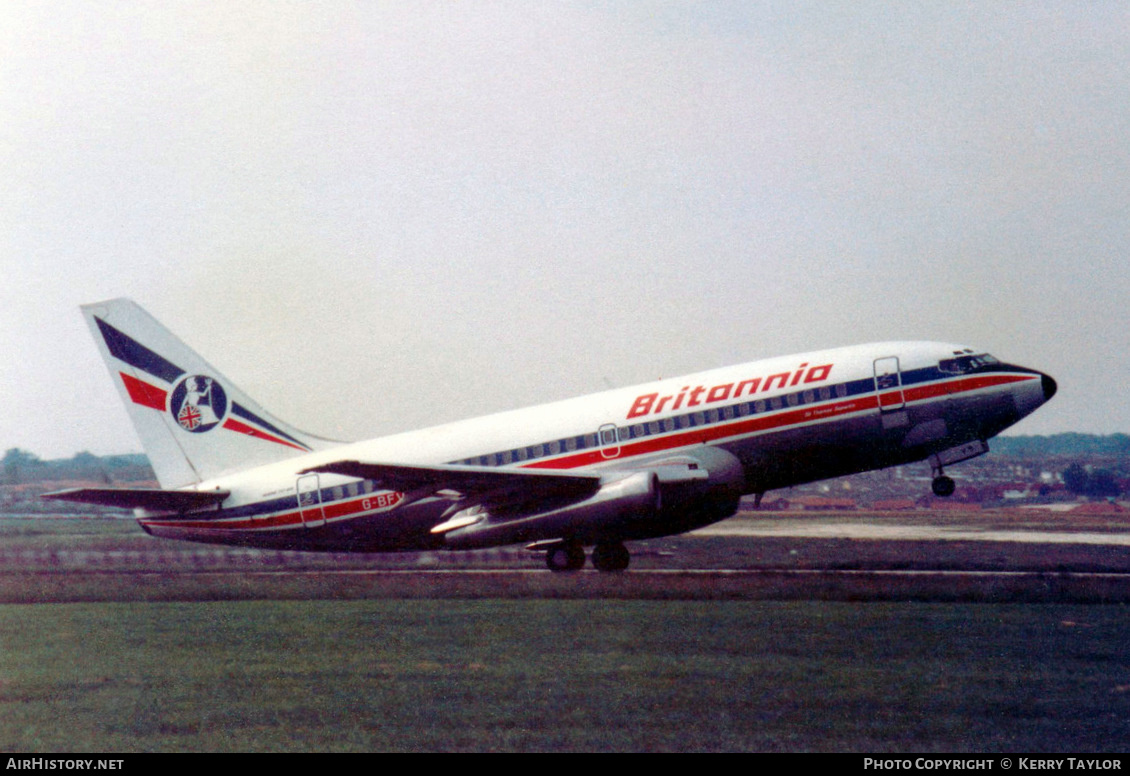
[2,2,1128,459]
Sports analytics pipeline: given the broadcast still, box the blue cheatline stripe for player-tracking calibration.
[95,317,185,384]
[231,403,309,449]
[453,374,878,469]
[149,479,385,522]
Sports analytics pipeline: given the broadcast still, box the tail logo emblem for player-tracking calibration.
[170,375,228,433]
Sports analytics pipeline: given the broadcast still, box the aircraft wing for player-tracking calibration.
[301,460,602,502]
[41,488,230,511]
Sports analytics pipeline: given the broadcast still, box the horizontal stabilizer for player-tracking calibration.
[42,487,230,511]
[302,460,601,501]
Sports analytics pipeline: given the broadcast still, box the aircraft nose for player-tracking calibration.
[1041,372,1057,402]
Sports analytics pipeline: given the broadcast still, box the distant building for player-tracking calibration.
[789,497,856,511]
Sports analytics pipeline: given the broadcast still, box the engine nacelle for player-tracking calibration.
[442,471,661,550]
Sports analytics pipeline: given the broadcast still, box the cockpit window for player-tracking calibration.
[939,353,1000,373]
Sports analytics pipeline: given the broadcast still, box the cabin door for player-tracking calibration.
[598,423,621,459]
[874,356,905,411]
[296,474,326,528]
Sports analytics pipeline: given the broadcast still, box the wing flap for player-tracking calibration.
[42,488,230,511]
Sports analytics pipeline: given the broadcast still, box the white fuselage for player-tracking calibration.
[137,341,1054,552]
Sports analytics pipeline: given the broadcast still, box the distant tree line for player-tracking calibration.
[993,433,1130,457]
[1061,463,1122,498]
[2,448,153,485]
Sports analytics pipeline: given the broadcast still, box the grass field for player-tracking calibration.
[3,600,1130,752]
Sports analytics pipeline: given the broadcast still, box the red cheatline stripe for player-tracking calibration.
[120,372,167,411]
[902,381,950,402]
[525,373,1036,470]
[902,373,1034,404]
[879,391,904,407]
[222,418,308,451]
[144,509,305,531]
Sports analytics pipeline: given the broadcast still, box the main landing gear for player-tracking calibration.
[544,541,630,572]
[591,542,630,572]
[545,541,585,572]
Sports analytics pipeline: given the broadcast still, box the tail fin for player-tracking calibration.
[82,298,341,488]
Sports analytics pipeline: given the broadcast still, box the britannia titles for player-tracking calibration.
[626,362,834,419]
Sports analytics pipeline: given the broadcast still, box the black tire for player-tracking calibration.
[932,475,956,498]
[546,542,585,572]
[591,542,630,572]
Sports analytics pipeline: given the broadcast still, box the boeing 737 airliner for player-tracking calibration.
[45,299,1057,571]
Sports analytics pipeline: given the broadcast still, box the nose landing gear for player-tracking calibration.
[926,440,988,498]
[931,475,956,497]
[930,458,956,497]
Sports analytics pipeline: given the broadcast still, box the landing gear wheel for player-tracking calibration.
[932,475,956,498]
[591,542,630,572]
[546,542,586,572]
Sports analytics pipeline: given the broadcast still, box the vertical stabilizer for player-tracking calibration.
[82,299,341,487]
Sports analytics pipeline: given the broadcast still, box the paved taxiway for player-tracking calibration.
[696,509,1130,545]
